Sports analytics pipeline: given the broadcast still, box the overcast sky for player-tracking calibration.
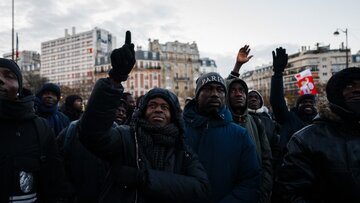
[1,0,359,77]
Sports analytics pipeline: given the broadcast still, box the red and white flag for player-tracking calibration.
[294,69,317,95]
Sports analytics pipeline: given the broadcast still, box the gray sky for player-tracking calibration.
[1,0,359,77]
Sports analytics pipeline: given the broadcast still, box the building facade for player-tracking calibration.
[40,27,116,100]
[148,39,201,104]
[94,48,162,99]
[199,57,217,74]
[241,45,350,107]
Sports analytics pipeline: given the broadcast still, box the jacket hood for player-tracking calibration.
[132,88,185,133]
[183,99,233,128]
[326,67,360,109]
[248,90,264,107]
[315,96,360,127]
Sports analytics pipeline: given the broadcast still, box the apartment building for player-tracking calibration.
[94,47,162,99]
[41,27,116,100]
[200,57,218,74]
[148,39,201,103]
[241,45,351,107]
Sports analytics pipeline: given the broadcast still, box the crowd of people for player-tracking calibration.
[1,30,360,203]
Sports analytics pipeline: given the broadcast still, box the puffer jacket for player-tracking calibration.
[79,78,210,203]
[277,101,360,202]
[183,99,261,203]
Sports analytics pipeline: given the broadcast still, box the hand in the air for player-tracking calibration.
[272,47,288,75]
[109,31,136,82]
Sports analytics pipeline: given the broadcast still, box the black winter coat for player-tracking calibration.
[277,103,360,202]
[0,90,71,202]
[79,78,210,203]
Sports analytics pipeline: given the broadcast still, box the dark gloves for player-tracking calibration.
[272,47,288,76]
[109,31,136,82]
[115,165,147,188]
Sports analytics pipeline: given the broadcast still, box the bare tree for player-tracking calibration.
[23,71,49,94]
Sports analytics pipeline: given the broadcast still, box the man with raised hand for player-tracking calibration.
[79,31,210,203]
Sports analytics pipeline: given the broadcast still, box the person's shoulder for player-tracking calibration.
[226,122,249,136]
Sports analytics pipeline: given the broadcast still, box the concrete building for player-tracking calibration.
[241,44,350,107]
[199,57,218,74]
[40,27,116,100]
[148,39,201,104]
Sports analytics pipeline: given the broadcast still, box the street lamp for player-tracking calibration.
[333,28,349,68]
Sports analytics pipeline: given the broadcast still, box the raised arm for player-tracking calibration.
[79,31,136,160]
[270,47,289,124]
[228,45,253,79]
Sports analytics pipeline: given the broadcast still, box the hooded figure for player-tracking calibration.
[0,58,71,201]
[278,67,360,202]
[35,83,70,136]
[78,77,210,203]
[60,94,83,121]
[226,75,273,203]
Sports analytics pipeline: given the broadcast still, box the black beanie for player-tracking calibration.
[295,94,316,108]
[326,67,360,108]
[0,58,23,94]
[37,83,61,100]
[65,94,82,107]
[195,72,226,98]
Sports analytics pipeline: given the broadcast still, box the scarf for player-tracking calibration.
[136,118,180,170]
[0,95,36,121]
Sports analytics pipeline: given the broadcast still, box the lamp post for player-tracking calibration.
[12,0,14,60]
[333,28,349,68]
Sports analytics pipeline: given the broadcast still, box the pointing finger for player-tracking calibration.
[125,30,131,45]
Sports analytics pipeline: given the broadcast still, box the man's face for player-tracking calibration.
[145,97,171,127]
[73,98,83,111]
[248,91,261,110]
[0,67,19,101]
[41,91,58,107]
[343,80,360,103]
[229,82,247,109]
[126,95,136,109]
[115,106,127,125]
[298,98,316,115]
[197,83,225,116]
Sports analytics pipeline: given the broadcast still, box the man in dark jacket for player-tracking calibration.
[277,67,360,202]
[248,90,281,164]
[35,83,70,137]
[78,31,210,203]
[0,58,71,202]
[270,47,317,203]
[270,47,317,151]
[60,94,83,121]
[226,45,273,203]
[183,71,261,203]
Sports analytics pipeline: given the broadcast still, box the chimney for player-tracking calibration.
[65,28,69,37]
[72,27,76,35]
